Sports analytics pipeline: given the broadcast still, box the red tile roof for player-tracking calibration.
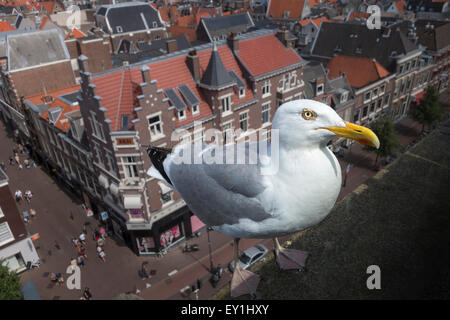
[326,55,390,88]
[91,34,302,131]
[39,1,55,14]
[64,27,87,40]
[0,21,15,32]
[267,0,306,19]
[235,34,303,77]
[347,11,370,21]
[26,85,81,132]
[38,16,48,30]
[395,0,406,13]
[169,25,196,41]
[299,17,329,27]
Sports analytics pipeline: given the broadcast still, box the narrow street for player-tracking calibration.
[1,90,447,300]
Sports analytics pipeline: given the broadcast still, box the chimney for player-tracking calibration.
[78,55,89,73]
[276,27,289,46]
[227,31,239,51]
[141,65,151,83]
[166,39,178,53]
[186,50,200,81]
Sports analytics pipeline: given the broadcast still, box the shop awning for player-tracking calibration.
[412,91,424,104]
[123,195,142,209]
[158,181,172,194]
[190,215,206,233]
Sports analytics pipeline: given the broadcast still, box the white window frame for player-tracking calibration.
[340,91,348,103]
[262,80,271,97]
[222,121,234,144]
[147,112,164,141]
[262,102,270,125]
[93,141,104,167]
[122,156,140,179]
[239,88,245,98]
[106,150,116,174]
[239,111,249,132]
[191,104,200,115]
[220,95,232,116]
[316,83,324,95]
[177,109,186,121]
[364,91,371,103]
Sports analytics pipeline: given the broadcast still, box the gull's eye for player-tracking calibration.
[302,109,316,120]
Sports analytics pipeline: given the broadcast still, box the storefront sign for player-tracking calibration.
[100,211,109,221]
[116,138,134,145]
[126,222,152,230]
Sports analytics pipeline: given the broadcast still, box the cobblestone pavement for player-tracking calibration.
[2,90,448,300]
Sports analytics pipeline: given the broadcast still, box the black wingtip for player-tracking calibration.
[147,146,173,186]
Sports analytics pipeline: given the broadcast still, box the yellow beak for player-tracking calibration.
[322,122,380,149]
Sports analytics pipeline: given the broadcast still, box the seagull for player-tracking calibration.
[147,99,379,297]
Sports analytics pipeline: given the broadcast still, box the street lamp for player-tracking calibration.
[206,227,215,274]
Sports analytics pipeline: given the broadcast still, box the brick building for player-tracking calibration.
[0,168,39,273]
[71,29,305,255]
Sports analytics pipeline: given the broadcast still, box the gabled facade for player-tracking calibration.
[196,12,255,42]
[73,29,305,255]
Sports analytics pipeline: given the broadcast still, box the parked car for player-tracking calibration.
[228,244,268,272]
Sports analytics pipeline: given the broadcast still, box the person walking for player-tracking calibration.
[24,190,32,203]
[99,226,106,240]
[77,255,85,267]
[79,232,87,245]
[15,190,22,202]
[0,161,5,171]
[9,156,14,166]
[140,262,149,280]
[70,257,77,272]
[83,287,92,300]
[78,245,87,259]
[14,153,20,165]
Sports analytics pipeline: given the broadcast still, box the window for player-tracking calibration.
[362,106,369,118]
[370,102,375,113]
[92,142,104,167]
[400,79,406,93]
[262,80,271,96]
[380,84,386,94]
[106,151,116,173]
[152,21,158,28]
[262,103,270,124]
[116,26,123,33]
[316,84,324,95]
[407,77,412,90]
[377,98,382,109]
[194,129,204,144]
[91,113,105,140]
[353,109,360,122]
[411,59,416,69]
[384,94,390,106]
[192,104,199,115]
[178,110,186,120]
[364,91,371,102]
[399,65,404,74]
[406,62,410,71]
[0,222,14,247]
[340,92,348,103]
[221,96,231,113]
[122,156,139,179]
[373,88,378,97]
[223,123,233,144]
[180,134,191,144]
[148,114,163,138]
[239,88,245,98]
[239,112,248,132]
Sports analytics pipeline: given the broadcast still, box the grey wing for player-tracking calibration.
[166,142,273,226]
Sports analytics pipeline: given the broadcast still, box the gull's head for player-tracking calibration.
[272,99,380,149]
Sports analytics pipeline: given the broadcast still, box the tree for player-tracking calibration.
[0,263,22,300]
[408,86,444,133]
[364,116,400,168]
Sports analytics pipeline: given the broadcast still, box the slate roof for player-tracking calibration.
[410,20,450,53]
[310,22,419,72]
[200,12,255,41]
[302,61,331,99]
[0,29,69,71]
[97,1,163,34]
[200,43,236,90]
[326,55,390,89]
[267,0,306,19]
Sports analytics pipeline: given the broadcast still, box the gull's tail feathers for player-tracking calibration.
[146,146,173,186]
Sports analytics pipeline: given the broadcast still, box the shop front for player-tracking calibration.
[131,205,192,256]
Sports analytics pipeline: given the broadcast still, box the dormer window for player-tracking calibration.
[191,104,199,115]
[283,11,290,18]
[178,110,186,120]
[239,88,245,98]
[116,26,123,33]
[340,91,348,103]
[152,21,158,28]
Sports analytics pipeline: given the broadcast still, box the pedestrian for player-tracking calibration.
[9,156,14,166]
[93,229,100,241]
[24,190,32,203]
[29,208,36,218]
[56,273,64,285]
[99,226,106,240]
[79,232,87,245]
[0,161,5,171]
[15,190,22,202]
[18,144,24,154]
[98,249,106,262]
[97,237,104,247]
[83,287,92,300]
[78,245,87,259]
[14,153,20,165]
[50,272,58,283]
[72,238,81,247]
[24,159,30,169]
[140,262,149,280]
[77,255,85,267]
